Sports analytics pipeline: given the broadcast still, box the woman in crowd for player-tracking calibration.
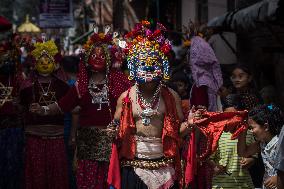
[20,40,70,189]
[30,27,131,188]
[0,35,24,189]
[187,34,223,189]
[238,104,284,189]
[230,64,264,187]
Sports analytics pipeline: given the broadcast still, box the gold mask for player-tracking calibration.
[35,55,55,75]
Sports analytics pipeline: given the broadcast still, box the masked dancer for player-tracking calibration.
[20,40,70,189]
[30,26,131,189]
[107,21,195,189]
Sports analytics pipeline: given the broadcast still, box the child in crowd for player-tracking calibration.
[168,71,191,116]
[237,104,284,189]
[230,64,260,110]
[230,64,264,187]
[276,126,284,189]
[211,94,255,189]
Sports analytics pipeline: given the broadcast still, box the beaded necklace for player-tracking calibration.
[88,77,110,111]
[135,83,161,126]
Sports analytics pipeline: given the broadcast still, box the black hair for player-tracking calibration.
[231,64,256,93]
[249,104,284,136]
[223,94,242,110]
[170,71,189,84]
[61,56,80,74]
[231,64,252,76]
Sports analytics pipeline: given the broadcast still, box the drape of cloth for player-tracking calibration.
[107,87,182,189]
[135,136,164,159]
[134,136,175,189]
[25,135,69,189]
[190,85,209,109]
[184,111,248,187]
[76,160,109,189]
[121,167,179,189]
[188,36,223,111]
[184,131,196,187]
[0,128,24,189]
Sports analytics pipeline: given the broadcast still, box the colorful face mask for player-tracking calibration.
[123,21,171,84]
[88,46,106,72]
[127,39,170,84]
[31,40,59,75]
[35,55,55,75]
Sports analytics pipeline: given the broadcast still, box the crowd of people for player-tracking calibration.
[0,20,284,189]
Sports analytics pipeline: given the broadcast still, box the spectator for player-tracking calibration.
[168,71,191,117]
[237,104,284,189]
[211,94,255,189]
[276,126,284,189]
[260,85,277,104]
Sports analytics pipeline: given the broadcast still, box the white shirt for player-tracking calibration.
[261,135,279,188]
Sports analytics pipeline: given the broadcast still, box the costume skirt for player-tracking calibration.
[76,160,109,189]
[25,135,69,189]
[76,127,112,189]
[121,167,179,189]
[0,127,24,189]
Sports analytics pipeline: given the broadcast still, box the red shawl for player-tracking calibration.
[107,87,182,189]
[184,111,248,186]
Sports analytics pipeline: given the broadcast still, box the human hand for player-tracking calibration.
[264,176,277,189]
[213,165,227,176]
[240,157,255,169]
[29,103,44,115]
[106,126,118,139]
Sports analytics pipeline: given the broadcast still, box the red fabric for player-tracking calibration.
[0,16,12,31]
[181,99,190,117]
[108,87,182,188]
[77,58,89,96]
[184,131,196,186]
[184,111,248,187]
[76,160,109,189]
[25,136,69,189]
[58,70,131,127]
[107,143,121,189]
[195,111,248,160]
[109,70,132,99]
[190,84,208,108]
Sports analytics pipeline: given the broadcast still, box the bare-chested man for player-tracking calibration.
[107,21,193,189]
